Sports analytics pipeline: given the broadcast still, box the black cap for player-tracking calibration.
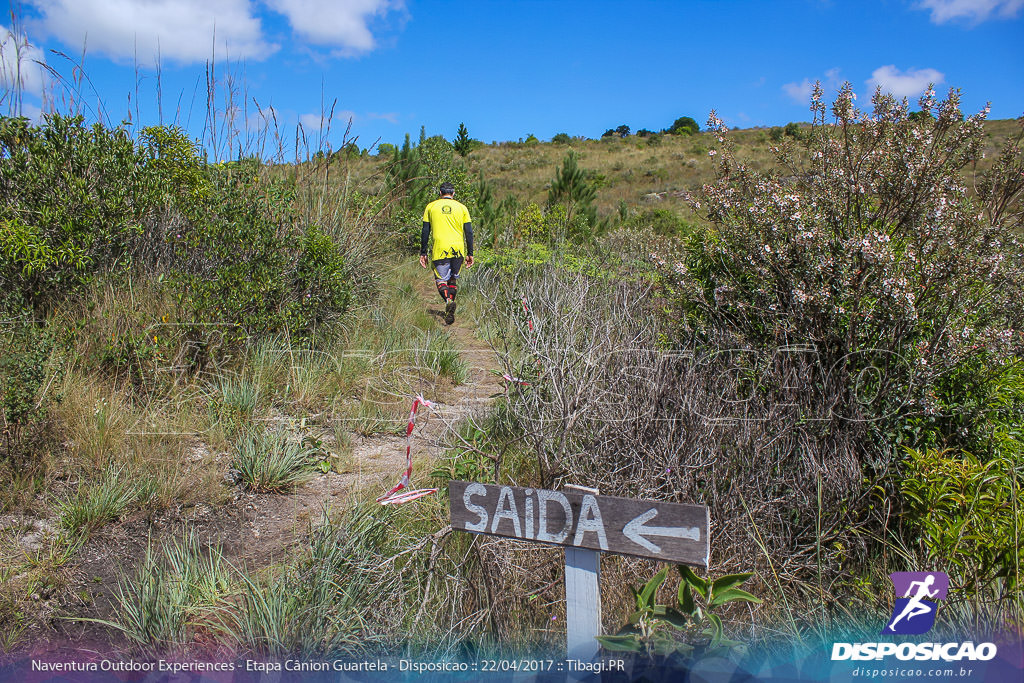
[439,181,455,195]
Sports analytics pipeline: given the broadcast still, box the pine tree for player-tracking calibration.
[548,151,598,230]
[388,133,429,211]
[548,151,596,207]
[453,122,472,156]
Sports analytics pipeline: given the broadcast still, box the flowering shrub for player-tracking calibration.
[667,85,1023,459]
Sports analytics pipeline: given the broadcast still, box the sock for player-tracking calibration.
[448,280,458,301]
[435,280,449,301]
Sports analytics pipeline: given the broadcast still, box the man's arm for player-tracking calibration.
[464,222,473,256]
[419,221,431,268]
[421,221,431,256]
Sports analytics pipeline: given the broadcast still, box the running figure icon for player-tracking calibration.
[883,572,948,635]
[887,575,938,632]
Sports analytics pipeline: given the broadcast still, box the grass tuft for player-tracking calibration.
[418,330,470,385]
[58,470,151,536]
[230,428,316,493]
[98,532,233,651]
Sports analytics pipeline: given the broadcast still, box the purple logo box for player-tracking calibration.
[890,572,949,600]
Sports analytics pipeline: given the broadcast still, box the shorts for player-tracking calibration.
[432,257,464,283]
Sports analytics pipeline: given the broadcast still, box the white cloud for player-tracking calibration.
[782,67,843,104]
[1,26,50,97]
[25,0,276,63]
[867,65,945,98]
[782,78,814,104]
[265,0,405,55]
[367,111,398,124]
[300,108,358,130]
[299,111,330,130]
[917,0,1024,24]
[247,103,279,130]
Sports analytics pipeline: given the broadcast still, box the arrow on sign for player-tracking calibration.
[623,508,701,554]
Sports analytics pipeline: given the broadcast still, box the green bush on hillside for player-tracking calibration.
[669,116,699,135]
[170,160,352,345]
[0,115,154,310]
[628,208,694,237]
[0,114,356,355]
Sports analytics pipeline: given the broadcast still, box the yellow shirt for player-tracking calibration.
[423,197,472,261]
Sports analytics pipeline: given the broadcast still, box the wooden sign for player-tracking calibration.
[448,481,709,567]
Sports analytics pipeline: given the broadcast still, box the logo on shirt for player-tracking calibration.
[442,206,453,214]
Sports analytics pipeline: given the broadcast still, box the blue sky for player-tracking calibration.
[2,0,1022,156]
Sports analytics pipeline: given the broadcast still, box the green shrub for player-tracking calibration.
[598,566,760,658]
[901,448,1022,599]
[0,115,148,309]
[0,116,212,312]
[1,319,57,460]
[628,208,693,237]
[668,116,699,136]
[1,115,353,353]
[170,161,352,346]
[551,133,572,145]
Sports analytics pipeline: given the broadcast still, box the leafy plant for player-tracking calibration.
[597,566,761,657]
[901,447,1023,595]
[1,319,57,459]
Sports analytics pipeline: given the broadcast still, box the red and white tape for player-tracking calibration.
[511,296,542,380]
[522,298,534,333]
[501,373,530,386]
[377,395,439,505]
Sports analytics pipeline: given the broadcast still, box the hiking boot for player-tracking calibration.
[444,300,456,325]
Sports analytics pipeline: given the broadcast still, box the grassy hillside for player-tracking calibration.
[348,117,1022,219]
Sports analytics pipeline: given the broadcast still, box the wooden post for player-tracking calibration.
[564,485,601,663]
[565,546,601,662]
[447,479,710,665]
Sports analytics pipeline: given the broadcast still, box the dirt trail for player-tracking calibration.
[221,280,504,562]
[146,280,498,545]
[39,279,505,650]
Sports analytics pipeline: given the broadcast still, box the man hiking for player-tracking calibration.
[420,181,474,324]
